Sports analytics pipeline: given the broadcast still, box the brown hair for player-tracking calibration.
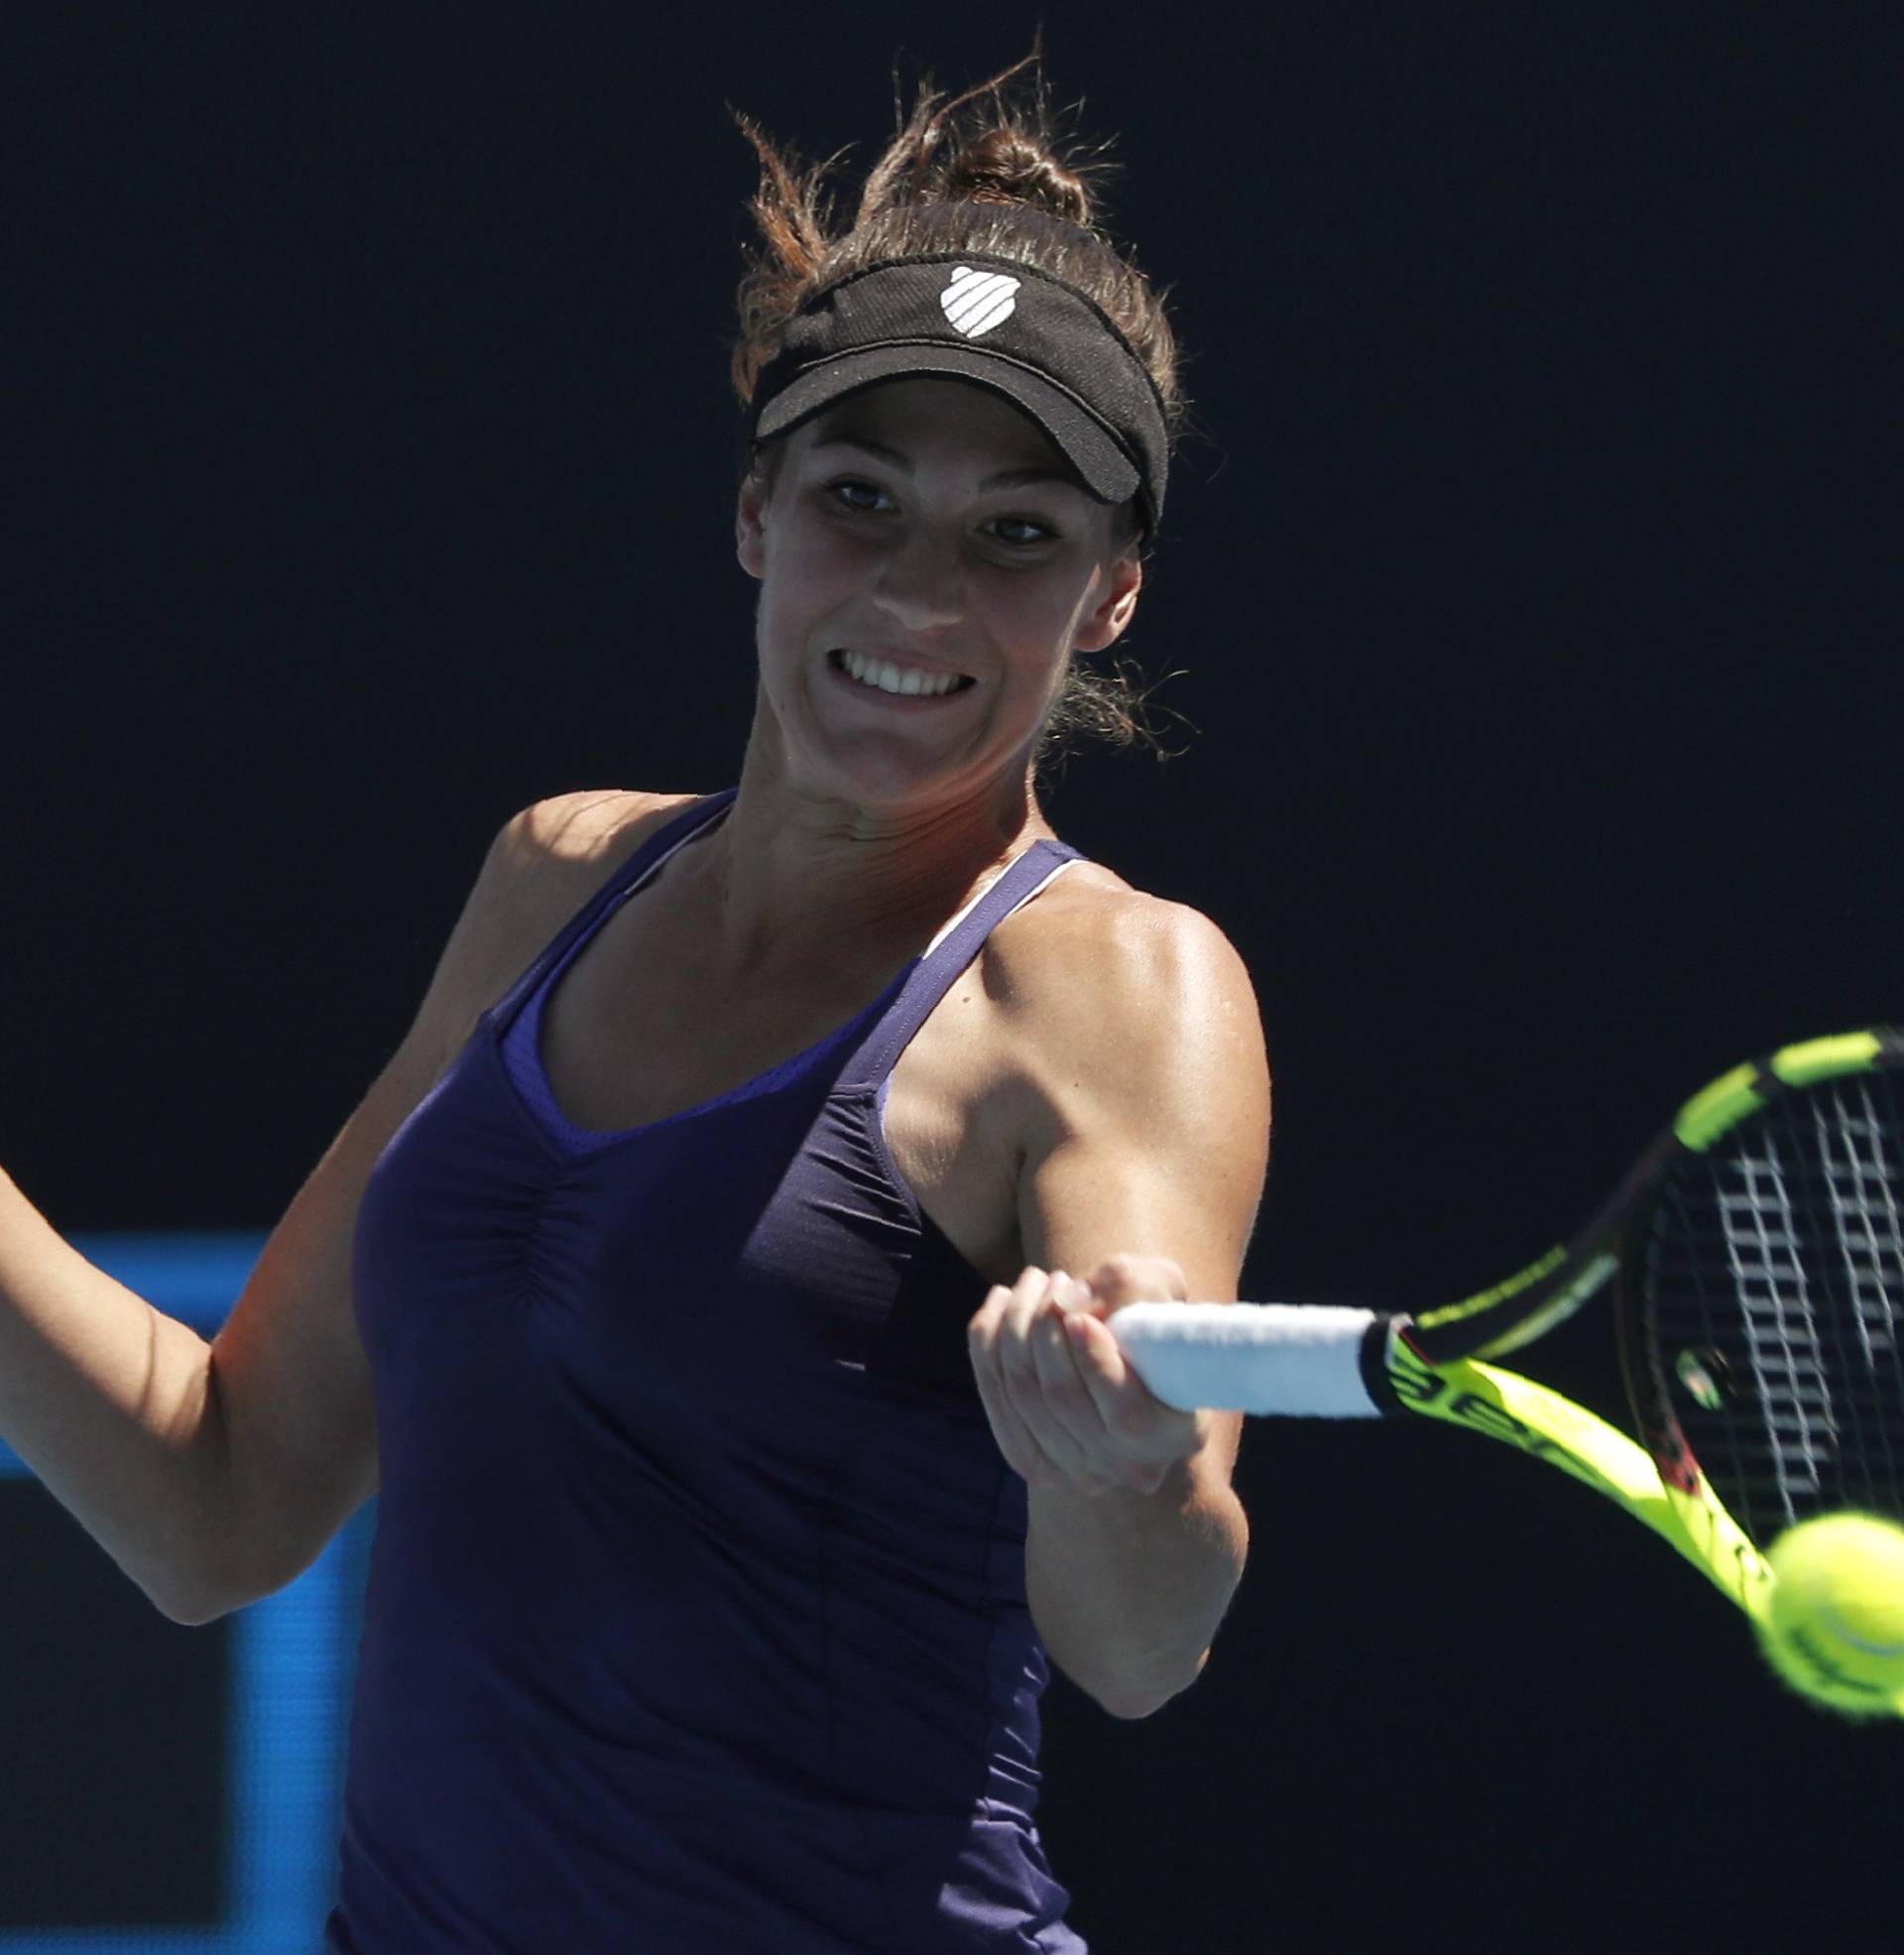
[729,46,1193,783]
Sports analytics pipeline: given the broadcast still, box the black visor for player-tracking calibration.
[748,255,1168,534]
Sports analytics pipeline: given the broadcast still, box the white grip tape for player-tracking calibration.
[1106,1303,1385,1418]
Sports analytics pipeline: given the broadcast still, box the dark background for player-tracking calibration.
[7,5,1900,1948]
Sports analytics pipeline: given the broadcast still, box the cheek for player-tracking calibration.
[754,528,862,643]
[987,581,1095,673]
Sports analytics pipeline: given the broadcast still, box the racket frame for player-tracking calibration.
[1382,1030,1901,1618]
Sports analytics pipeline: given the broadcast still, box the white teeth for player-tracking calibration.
[838,649,968,697]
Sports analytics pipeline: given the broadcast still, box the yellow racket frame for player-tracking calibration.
[1386,1332,1775,1626]
[1380,1029,1904,1632]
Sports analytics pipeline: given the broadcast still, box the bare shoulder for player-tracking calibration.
[991,865,1262,1033]
[480,786,705,948]
[498,787,704,879]
[406,788,708,1066]
[987,867,1271,1153]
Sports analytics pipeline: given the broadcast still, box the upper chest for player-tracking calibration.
[532,833,1129,1289]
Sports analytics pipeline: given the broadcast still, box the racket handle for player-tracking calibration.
[1107,1302,1394,1417]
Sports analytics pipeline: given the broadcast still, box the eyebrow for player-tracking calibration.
[810,434,1083,493]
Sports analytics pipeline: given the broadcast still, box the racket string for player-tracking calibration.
[1810,1086,1904,1516]
[1644,1071,1904,1541]
[1819,1085,1904,1384]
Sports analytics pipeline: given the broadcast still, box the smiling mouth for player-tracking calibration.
[828,649,978,698]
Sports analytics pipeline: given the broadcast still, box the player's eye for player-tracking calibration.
[822,479,1059,550]
[988,514,1060,548]
[824,478,892,515]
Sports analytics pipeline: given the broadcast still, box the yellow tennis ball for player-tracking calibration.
[1754,1512,1904,1720]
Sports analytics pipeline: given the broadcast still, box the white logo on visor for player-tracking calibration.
[939,266,1019,338]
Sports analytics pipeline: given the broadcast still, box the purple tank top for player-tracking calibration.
[328,789,1092,1953]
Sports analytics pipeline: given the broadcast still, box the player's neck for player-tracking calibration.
[686,749,1053,978]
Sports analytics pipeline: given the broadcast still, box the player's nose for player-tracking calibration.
[869,526,965,632]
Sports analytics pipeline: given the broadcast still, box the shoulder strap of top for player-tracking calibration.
[482,789,739,1032]
[835,834,1087,1097]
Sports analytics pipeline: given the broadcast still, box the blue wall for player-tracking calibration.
[0,1237,370,1954]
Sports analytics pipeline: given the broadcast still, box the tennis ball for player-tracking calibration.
[1754,1512,1904,1720]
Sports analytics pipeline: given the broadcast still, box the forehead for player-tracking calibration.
[801,377,1079,484]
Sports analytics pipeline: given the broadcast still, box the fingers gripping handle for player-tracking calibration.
[1107,1303,1396,1417]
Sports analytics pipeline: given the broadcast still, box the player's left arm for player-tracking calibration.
[966,894,1271,1719]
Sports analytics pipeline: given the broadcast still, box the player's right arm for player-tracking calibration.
[0,789,668,1625]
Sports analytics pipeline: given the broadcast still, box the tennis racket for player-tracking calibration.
[1108,1029,1904,1695]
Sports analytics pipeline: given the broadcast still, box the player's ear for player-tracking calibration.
[1073,542,1143,654]
[736,436,784,581]
[735,474,769,581]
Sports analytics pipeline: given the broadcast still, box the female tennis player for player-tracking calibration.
[0,51,1265,1952]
